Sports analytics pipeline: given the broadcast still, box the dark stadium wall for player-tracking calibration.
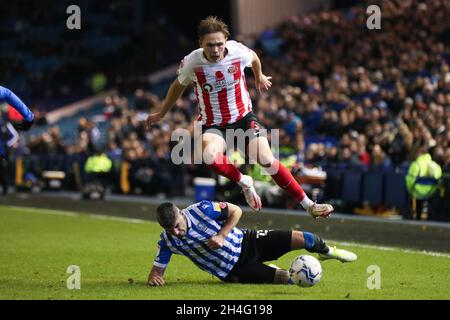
[153,0,232,41]
[231,0,329,35]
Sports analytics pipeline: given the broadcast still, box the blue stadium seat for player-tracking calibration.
[384,173,408,209]
[324,167,343,199]
[341,170,363,202]
[362,172,384,205]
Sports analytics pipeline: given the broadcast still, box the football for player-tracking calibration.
[289,255,322,287]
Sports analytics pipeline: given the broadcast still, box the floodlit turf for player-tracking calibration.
[0,205,449,300]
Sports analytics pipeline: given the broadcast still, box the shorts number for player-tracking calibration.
[256,230,269,238]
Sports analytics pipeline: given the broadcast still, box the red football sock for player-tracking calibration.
[208,154,242,182]
[269,160,306,201]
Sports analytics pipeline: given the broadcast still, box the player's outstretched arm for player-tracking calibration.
[250,52,272,93]
[148,265,166,286]
[144,79,187,130]
[0,86,34,131]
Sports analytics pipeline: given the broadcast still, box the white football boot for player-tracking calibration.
[238,175,262,212]
[318,246,357,263]
[307,203,334,219]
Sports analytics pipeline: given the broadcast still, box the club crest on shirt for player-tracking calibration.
[228,65,238,74]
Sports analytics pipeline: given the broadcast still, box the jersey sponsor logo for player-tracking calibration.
[199,69,241,94]
[201,203,210,210]
[197,222,208,232]
[215,78,239,90]
[213,202,221,212]
[201,83,213,93]
[202,79,242,94]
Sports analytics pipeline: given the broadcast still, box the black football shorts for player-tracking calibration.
[201,111,265,142]
[224,229,292,284]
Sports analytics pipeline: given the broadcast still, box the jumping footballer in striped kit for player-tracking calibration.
[145,16,333,218]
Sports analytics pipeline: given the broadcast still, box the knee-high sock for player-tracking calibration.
[303,232,329,254]
[269,159,306,201]
[208,154,242,182]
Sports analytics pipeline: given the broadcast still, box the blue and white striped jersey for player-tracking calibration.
[153,201,244,280]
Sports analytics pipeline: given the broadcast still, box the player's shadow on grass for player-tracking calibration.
[92,279,301,289]
[128,280,282,288]
[143,280,224,287]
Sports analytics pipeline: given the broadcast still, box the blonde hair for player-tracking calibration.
[197,16,230,40]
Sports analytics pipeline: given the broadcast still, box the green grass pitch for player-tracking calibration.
[0,205,448,300]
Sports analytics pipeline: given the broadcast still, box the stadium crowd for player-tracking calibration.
[2,0,449,220]
[0,0,190,110]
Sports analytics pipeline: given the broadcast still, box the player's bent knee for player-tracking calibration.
[291,231,305,250]
[203,150,222,165]
[255,157,278,175]
[257,154,275,167]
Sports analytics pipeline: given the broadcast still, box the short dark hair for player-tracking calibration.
[156,203,178,229]
[197,16,230,40]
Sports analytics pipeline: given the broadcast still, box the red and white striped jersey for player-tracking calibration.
[177,40,253,127]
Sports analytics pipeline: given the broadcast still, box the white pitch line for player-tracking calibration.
[326,241,450,258]
[2,205,149,224]
[88,214,148,224]
[2,205,450,258]
[4,205,80,217]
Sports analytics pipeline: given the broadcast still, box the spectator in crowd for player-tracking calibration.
[405,145,443,220]
[370,144,392,172]
[437,147,450,221]
[84,148,113,189]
